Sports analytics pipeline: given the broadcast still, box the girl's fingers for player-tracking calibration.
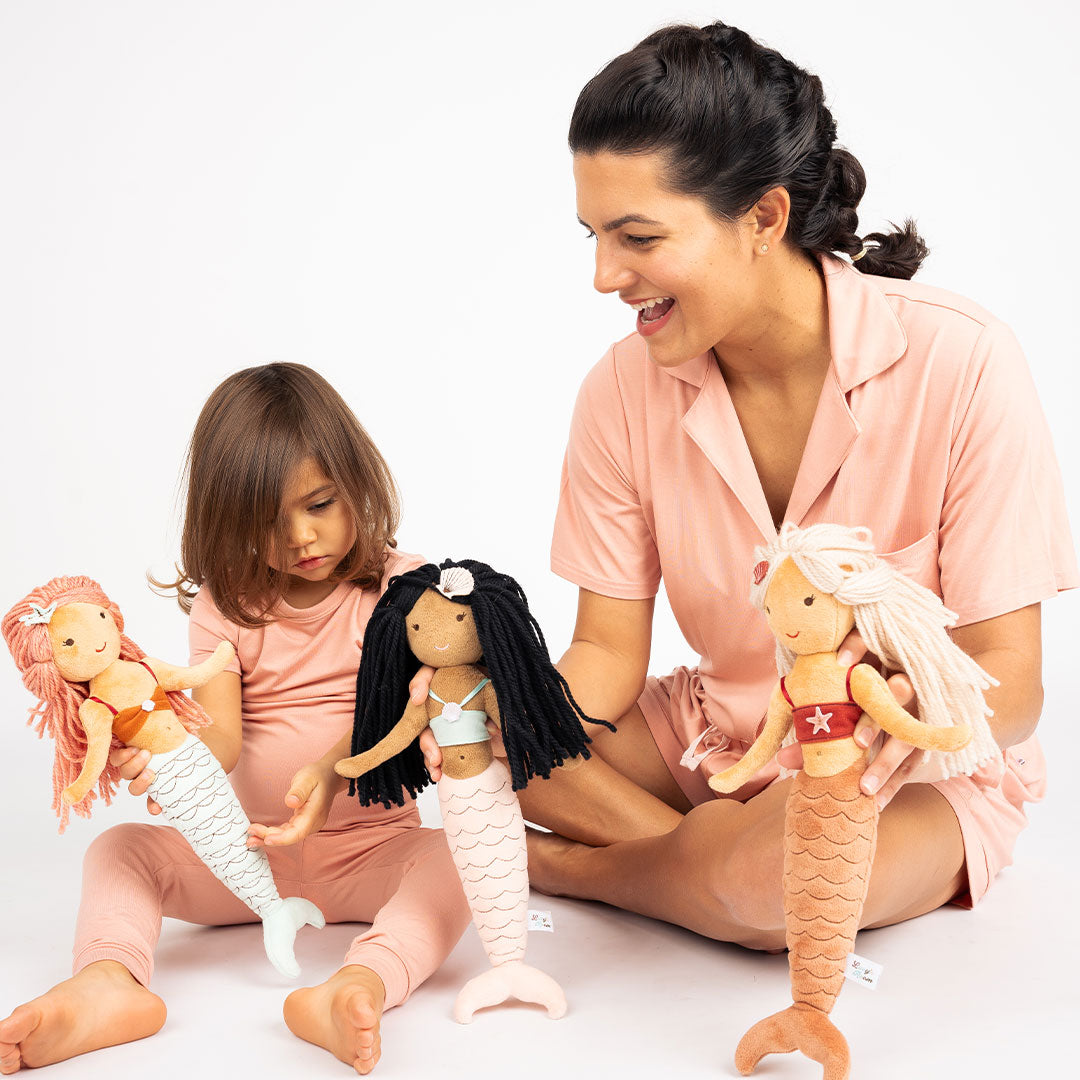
[418,728,442,780]
[146,797,162,816]
[285,771,318,808]
[109,746,140,768]
[409,665,436,705]
[117,748,151,781]
[886,671,914,706]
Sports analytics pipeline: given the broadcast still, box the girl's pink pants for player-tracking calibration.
[72,816,470,1009]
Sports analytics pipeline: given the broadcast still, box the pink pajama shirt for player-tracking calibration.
[73,549,470,1006]
[552,257,1077,906]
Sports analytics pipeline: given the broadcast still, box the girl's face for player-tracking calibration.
[573,151,762,369]
[48,603,122,681]
[268,456,356,595]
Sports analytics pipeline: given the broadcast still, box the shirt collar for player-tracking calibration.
[658,255,908,390]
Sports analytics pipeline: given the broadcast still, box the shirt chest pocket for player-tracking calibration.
[877,531,941,596]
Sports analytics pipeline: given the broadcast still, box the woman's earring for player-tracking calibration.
[760,242,770,253]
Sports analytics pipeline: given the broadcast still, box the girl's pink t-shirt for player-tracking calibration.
[188,548,425,829]
[551,257,1078,745]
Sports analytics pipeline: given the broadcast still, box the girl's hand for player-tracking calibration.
[775,630,918,809]
[248,761,343,848]
[409,665,443,780]
[109,746,162,816]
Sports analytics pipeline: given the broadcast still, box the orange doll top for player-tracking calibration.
[87,659,170,743]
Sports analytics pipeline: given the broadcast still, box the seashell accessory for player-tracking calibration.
[437,566,475,598]
[18,602,57,626]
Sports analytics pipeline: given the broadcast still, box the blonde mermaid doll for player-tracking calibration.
[3,575,324,979]
[709,523,998,1080]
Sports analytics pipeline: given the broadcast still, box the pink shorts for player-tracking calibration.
[639,667,1047,907]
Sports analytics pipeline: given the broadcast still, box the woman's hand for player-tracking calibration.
[109,746,162,815]
[247,760,344,848]
[775,630,918,810]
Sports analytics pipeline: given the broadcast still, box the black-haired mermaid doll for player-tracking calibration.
[335,559,613,1022]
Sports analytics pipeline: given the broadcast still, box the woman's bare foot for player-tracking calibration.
[526,826,594,898]
[283,965,385,1075]
[0,960,165,1074]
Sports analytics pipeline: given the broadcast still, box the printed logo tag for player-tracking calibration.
[844,952,883,990]
[527,909,554,932]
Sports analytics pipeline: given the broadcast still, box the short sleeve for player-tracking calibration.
[188,588,242,674]
[938,319,1079,625]
[550,348,661,599]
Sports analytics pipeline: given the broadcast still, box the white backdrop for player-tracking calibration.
[1,2,1077,1078]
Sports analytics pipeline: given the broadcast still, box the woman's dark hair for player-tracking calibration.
[569,22,927,279]
[156,362,400,627]
[347,559,615,808]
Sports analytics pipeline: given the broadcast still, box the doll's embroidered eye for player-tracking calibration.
[804,596,815,606]
[100,611,106,618]
[765,606,770,614]
[456,613,465,622]
[411,623,420,631]
[63,638,74,646]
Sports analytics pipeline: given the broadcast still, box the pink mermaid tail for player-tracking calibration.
[437,758,567,1023]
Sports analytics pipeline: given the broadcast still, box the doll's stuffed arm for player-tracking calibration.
[848,664,972,752]
[708,684,792,794]
[148,641,235,693]
[62,699,115,805]
[334,701,430,780]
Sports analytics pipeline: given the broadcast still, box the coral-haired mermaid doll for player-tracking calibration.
[709,523,998,1080]
[3,574,324,979]
[335,558,614,1023]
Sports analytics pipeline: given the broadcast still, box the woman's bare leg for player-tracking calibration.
[527,779,965,950]
[516,704,688,844]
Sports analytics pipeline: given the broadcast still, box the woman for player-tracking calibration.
[426,21,1076,948]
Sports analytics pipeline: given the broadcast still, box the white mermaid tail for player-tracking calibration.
[438,757,566,1023]
[146,734,324,978]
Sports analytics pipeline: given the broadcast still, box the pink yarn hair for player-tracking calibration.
[2,575,212,832]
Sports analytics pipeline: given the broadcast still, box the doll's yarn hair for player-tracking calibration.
[348,559,614,808]
[2,575,212,832]
[750,523,999,776]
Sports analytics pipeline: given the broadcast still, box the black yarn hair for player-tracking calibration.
[347,559,615,809]
[569,21,928,280]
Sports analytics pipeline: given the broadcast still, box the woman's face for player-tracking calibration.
[573,151,760,368]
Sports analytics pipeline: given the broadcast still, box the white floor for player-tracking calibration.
[1,779,1075,1080]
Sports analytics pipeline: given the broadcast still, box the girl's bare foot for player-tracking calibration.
[0,960,165,1074]
[283,965,385,1075]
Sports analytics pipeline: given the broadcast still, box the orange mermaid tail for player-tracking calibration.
[735,762,878,1080]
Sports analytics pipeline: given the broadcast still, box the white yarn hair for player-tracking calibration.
[750,523,999,781]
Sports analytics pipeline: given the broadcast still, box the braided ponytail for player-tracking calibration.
[570,21,928,280]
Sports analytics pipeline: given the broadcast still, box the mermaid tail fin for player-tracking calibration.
[261,896,326,979]
[735,1003,849,1080]
[453,959,567,1024]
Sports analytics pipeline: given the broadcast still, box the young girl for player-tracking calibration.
[0,362,470,1076]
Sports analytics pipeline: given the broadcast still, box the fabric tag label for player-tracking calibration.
[527,909,554,932]
[844,952,883,990]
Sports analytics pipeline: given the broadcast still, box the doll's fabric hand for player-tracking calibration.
[109,746,161,815]
[775,630,917,809]
[247,761,342,848]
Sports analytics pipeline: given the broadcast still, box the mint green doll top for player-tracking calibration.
[428,678,492,747]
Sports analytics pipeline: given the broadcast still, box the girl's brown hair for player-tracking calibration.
[160,363,400,627]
